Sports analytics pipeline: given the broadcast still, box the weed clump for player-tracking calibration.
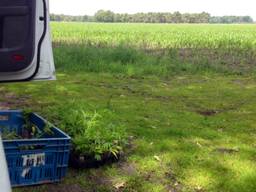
[56,104,127,165]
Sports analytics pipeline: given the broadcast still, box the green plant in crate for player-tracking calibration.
[1,131,21,140]
[22,111,54,139]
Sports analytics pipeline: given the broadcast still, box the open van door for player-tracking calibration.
[0,0,55,82]
[0,1,54,191]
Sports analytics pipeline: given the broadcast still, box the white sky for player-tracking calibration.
[50,0,256,20]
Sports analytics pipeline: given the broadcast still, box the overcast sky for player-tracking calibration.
[50,0,256,19]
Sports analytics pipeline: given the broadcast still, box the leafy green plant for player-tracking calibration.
[57,105,127,161]
[0,111,55,140]
[1,131,21,140]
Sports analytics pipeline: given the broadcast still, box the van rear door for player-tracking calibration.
[0,0,55,82]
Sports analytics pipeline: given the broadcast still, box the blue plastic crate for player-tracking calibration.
[0,110,71,187]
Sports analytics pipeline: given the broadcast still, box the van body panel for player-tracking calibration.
[0,0,55,82]
[0,1,36,72]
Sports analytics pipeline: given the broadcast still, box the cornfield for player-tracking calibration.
[51,22,256,50]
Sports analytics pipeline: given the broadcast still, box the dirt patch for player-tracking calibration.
[216,147,239,154]
[87,171,113,186]
[182,96,248,117]
[84,170,114,192]
[87,82,173,103]
[165,170,183,192]
[166,184,183,192]
[0,91,31,110]
[47,184,85,192]
[183,101,219,117]
[121,85,173,101]
[195,101,247,117]
[18,184,86,192]
[196,110,218,117]
[118,162,137,176]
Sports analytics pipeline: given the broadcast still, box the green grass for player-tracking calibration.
[5,23,256,192]
[52,23,256,76]
[8,74,256,192]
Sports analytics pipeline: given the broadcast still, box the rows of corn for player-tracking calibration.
[51,22,256,50]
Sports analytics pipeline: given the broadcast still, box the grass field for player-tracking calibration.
[52,23,256,76]
[3,23,256,192]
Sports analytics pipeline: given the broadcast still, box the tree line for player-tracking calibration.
[50,10,254,24]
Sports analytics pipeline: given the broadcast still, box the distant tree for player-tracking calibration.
[94,10,115,22]
[209,16,253,24]
[198,12,211,23]
[172,12,182,23]
[240,16,253,23]
[82,15,89,22]
[50,11,254,24]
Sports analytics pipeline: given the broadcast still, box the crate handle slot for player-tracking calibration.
[17,144,46,151]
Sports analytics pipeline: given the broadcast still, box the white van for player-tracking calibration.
[0,0,55,82]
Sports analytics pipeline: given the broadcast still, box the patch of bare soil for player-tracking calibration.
[215,147,239,154]
[182,100,219,117]
[87,171,113,187]
[182,96,247,117]
[195,101,247,117]
[86,82,173,102]
[19,184,86,192]
[165,170,183,192]
[0,91,31,109]
[166,184,183,192]
[46,184,85,192]
[196,110,218,117]
[118,162,137,176]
